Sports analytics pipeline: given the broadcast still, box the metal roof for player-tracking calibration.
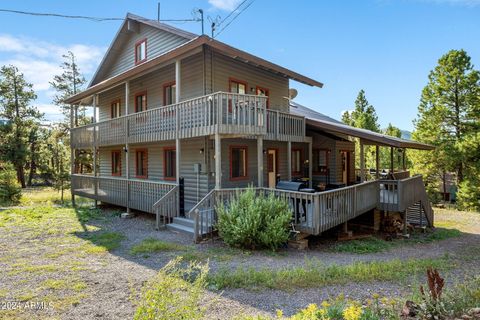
[290,102,434,150]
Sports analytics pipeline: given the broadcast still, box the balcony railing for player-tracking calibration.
[70,92,306,148]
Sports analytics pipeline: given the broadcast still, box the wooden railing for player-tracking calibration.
[378,175,433,226]
[188,181,379,241]
[71,92,283,148]
[266,110,306,142]
[71,174,177,213]
[153,185,179,229]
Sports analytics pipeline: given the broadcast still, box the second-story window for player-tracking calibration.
[163,82,176,105]
[111,99,121,118]
[256,87,270,108]
[135,149,148,179]
[229,78,247,95]
[292,149,303,176]
[135,92,147,113]
[164,147,176,180]
[135,39,147,64]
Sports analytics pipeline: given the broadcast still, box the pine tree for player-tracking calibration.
[413,49,480,209]
[0,65,42,188]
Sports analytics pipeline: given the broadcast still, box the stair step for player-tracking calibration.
[172,217,195,228]
[166,223,195,235]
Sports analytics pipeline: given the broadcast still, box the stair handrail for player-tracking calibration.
[153,185,179,229]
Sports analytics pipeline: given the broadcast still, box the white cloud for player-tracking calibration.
[208,0,243,11]
[0,34,104,92]
[34,103,64,121]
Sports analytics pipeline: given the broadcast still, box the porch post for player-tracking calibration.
[402,148,406,171]
[360,139,365,182]
[375,145,380,180]
[93,95,98,207]
[390,146,394,173]
[308,140,313,188]
[215,133,221,189]
[125,81,130,213]
[287,141,292,181]
[257,136,263,187]
[175,59,181,183]
[70,103,76,207]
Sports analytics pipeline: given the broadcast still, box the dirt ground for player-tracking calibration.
[0,196,479,319]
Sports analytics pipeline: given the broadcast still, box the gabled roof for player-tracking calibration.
[88,13,197,86]
[290,102,434,150]
[66,14,323,104]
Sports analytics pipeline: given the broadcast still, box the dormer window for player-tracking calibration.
[135,39,147,64]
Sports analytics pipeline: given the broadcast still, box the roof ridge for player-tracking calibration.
[126,12,197,40]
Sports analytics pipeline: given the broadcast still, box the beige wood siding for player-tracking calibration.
[96,23,190,83]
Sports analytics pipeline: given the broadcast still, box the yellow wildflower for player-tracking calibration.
[321,301,331,308]
[276,309,283,318]
[381,297,389,305]
[342,305,363,320]
[306,303,317,313]
[372,293,380,299]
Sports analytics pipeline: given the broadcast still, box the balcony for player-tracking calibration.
[70,92,306,149]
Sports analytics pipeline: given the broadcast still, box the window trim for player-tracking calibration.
[111,150,122,176]
[110,99,121,118]
[312,148,330,175]
[291,148,303,176]
[163,81,176,106]
[135,148,148,179]
[134,91,148,113]
[134,38,147,65]
[229,77,248,94]
[229,145,249,181]
[256,86,270,108]
[163,146,176,181]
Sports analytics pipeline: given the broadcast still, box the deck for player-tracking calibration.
[70,92,306,149]
[72,174,433,240]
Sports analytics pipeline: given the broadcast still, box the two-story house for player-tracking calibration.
[66,13,434,240]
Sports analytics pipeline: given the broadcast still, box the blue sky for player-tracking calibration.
[0,0,479,131]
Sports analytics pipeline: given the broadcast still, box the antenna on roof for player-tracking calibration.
[157,2,160,22]
[208,15,221,38]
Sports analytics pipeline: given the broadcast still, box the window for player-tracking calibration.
[291,149,303,176]
[135,38,147,64]
[256,86,270,108]
[229,78,247,94]
[163,82,176,105]
[135,149,148,179]
[110,99,121,118]
[111,150,121,176]
[230,146,248,180]
[135,91,147,113]
[312,149,329,174]
[164,147,176,180]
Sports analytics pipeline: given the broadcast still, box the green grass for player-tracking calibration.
[208,256,453,290]
[130,238,187,254]
[331,228,463,254]
[82,231,126,251]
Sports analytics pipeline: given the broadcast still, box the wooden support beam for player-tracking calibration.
[125,81,130,213]
[360,139,365,182]
[175,59,181,102]
[93,95,98,207]
[70,103,76,207]
[308,141,313,188]
[402,148,406,171]
[257,136,263,187]
[390,146,394,173]
[215,133,221,189]
[375,145,380,180]
[287,141,292,181]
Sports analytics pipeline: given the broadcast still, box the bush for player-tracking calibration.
[216,187,291,250]
[134,257,208,320]
[0,163,22,205]
[456,173,480,212]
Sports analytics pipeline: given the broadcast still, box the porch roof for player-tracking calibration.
[65,35,323,104]
[290,102,434,150]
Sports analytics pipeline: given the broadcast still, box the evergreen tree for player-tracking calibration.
[413,49,480,210]
[0,65,42,188]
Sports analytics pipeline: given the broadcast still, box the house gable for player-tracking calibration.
[90,13,196,86]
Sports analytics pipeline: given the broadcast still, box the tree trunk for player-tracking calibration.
[16,164,26,188]
[28,139,36,187]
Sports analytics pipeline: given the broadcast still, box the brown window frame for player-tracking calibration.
[135,148,148,179]
[229,145,248,181]
[111,150,122,176]
[163,81,176,106]
[256,86,270,108]
[134,91,147,113]
[228,78,248,112]
[291,148,303,176]
[135,38,147,65]
[163,146,176,181]
[110,99,121,118]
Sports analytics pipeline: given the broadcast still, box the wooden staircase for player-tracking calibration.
[406,201,430,227]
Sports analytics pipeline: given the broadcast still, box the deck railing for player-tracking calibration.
[188,181,379,241]
[153,185,179,229]
[70,92,305,149]
[71,174,177,213]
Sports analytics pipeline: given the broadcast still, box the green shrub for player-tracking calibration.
[216,188,291,250]
[456,173,480,212]
[0,163,22,205]
[134,257,208,320]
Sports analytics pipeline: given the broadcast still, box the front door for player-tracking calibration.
[267,149,277,188]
